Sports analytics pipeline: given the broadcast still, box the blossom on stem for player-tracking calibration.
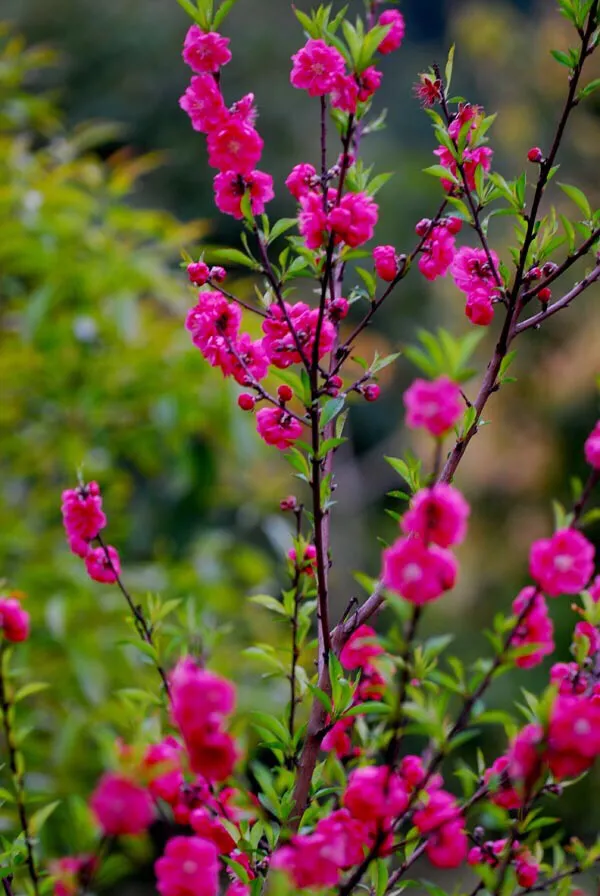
[183,26,232,74]
[401,483,470,548]
[511,587,554,669]
[418,222,458,281]
[179,75,227,133]
[404,376,463,437]
[207,119,264,174]
[256,407,303,450]
[286,163,318,200]
[529,528,595,596]
[90,772,154,836]
[155,836,219,896]
[584,421,600,469]
[213,169,274,219]
[261,301,335,368]
[378,9,406,54]
[373,244,399,281]
[339,624,384,670]
[328,191,379,248]
[290,39,346,97]
[0,595,30,642]
[382,536,458,604]
[84,545,121,584]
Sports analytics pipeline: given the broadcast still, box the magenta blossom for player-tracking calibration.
[529,528,595,596]
[290,39,346,97]
[382,536,458,604]
[182,26,232,74]
[256,407,303,450]
[404,376,463,437]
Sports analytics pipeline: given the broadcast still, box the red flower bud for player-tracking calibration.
[537,287,552,302]
[527,147,543,163]
[364,383,381,402]
[238,393,255,411]
[278,384,293,403]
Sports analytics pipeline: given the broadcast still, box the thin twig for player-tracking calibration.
[0,645,40,896]
[96,535,171,698]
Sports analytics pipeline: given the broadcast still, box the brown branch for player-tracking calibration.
[521,227,600,304]
[515,261,600,333]
[96,535,170,698]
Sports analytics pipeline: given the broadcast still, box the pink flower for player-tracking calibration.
[547,694,600,779]
[585,421,600,469]
[434,144,493,192]
[90,773,154,836]
[298,191,329,249]
[61,483,106,545]
[550,661,586,695]
[516,854,540,888]
[187,727,238,781]
[331,73,359,113]
[228,93,258,127]
[426,821,468,869]
[179,75,227,133]
[402,484,470,548]
[316,809,368,867]
[290,39,346,97]
[373,245,399,281]
[529,528,595,596]
[286,163,318,200]
[261,301,335,369]
[357,66,383,102]
[465,288,495,326]
[414,789,461,834]
[50,857,96,896]
[451,246,500,296]
[256,407,303,450]
[507,723,546,795]
[329,191,379,248]
[189,808,237,855]
[213,170,274,219]
[484,756,522,810]
[288,543,317,574]
[187,261,210,286]
[143,738,184,805]
[511,587,554,669]
[378,9,406,54]
[84,545,120,584]
[155,836,219,896]
[186,292,242,370]
[343,766,409,824]
[340,624,384,670]
[418,223,457,281]
[0,597,30,642]
[207,119,263,174]
[171,657,235,738]
[228,333,269,385]
[183,26,232,74]
[404,376,463,437]
[382,536,458,604]
[272,834,342,889]
[322,718,354,758]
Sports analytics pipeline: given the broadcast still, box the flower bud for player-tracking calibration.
[527,147,543,163]
[187,261,210,286]
[277,384,293,403]
[364,383,381,402]
[238,393,255,411]
[210,265,227,283]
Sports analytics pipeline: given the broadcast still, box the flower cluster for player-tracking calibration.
[273,756,467,889]
[61,481,121,584]
[468,838,540,888]
[451,246,502,326]
[417,216,462,281]
[179,25,273,220]
[434,103,493,193]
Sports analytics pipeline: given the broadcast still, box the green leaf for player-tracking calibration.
[249,594,288,616]
[320,396,345,429]
[268,217,298,244]
[175,0,206,25]
[30,801,60,835]
[558,183,592,219]
[212,0,241,30]
[445,44,455,93]
[579,78,600,99]
[207,248,259,269]
[13,682,50,703]
[550,48,574,68]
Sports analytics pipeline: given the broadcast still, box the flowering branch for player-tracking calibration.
[515,261,600,333]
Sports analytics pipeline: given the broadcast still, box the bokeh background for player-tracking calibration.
[1,0,600,886]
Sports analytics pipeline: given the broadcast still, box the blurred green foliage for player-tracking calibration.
[0,24,285,862]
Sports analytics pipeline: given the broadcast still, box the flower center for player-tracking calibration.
[183,861,197,875]
[554,554,573,572]
[403,563,423,583]
[574,719,591,736]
